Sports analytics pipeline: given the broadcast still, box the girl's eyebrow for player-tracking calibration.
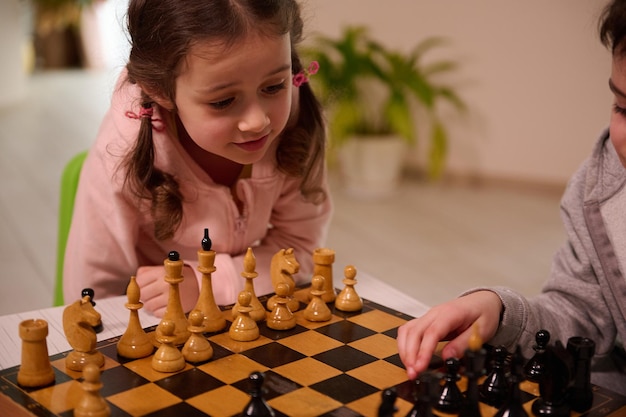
[200,64,292,94]
[609,78,626,99]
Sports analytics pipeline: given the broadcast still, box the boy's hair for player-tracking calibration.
[122,0,326,240]
[600,0,626,57]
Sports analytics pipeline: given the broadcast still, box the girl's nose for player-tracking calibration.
[238,101,270,133]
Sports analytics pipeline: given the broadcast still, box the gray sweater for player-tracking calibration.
[478,129,626,395]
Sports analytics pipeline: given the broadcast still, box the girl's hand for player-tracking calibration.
[135,265,199,317]
[397,290,503,380]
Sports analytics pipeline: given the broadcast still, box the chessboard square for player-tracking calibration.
[187,384,250,417]
[123,355,192,382]
[154,368,225,399]
[208,331,272,353]
[98,342,141,364]
[309,373,378,404]
[315,320,376,344]
[50,355,118,380]
[273,357,342,386]
[318,406,362,417]
[258,322,309,340]
[231,370,302,401]
[107,382,181,416]
[347,391,413,417]
[347,309,407,333]
[346,360,408,390]
[28,380,82,414]
[242,342,306,368]
[100,364,150,396]
[348,333,399,359]
[294,311,343,329]
[142,401,208,417]
[312,345,377,372]
[198,354,268,384]
[277,330,344,356]
[268,387,343,417]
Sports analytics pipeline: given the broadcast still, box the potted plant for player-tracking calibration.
[304,26,466,198]
[30,0,95,68]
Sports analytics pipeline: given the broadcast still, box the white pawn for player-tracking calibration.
[182,310,213,363]
[267,282,297,330]
[335,265,363,312]
[229,291,260,342]
[74,363,110,417]
[303,275,332,322]
[152,320,186,373]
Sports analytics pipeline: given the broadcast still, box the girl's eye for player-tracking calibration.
[209,97,234,110]
[264,81,287,95]
[614,104,626,116]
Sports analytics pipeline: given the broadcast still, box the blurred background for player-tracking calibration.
[0,0,612,314]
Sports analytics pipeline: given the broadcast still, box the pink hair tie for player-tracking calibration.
[293,61,319,87]
[125,106,165,132]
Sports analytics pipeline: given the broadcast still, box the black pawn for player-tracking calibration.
[435,357,464,413]
[241,371,275,417]
[524,329,550,382]
[566,336,595,413]
[531,342,571,417]
[480,345,510,408]
[406,372,437,417]
[82,288,103,333]
[378,387,397,417]
[494,345,529,417]
[459,346,486,417]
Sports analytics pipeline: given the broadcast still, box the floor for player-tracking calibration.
[0,70,566,316]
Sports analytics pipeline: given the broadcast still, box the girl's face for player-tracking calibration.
[173,33,293,165]
[609,55,626,167]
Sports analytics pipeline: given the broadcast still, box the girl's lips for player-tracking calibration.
[235,135,269,152]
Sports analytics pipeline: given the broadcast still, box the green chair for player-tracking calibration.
[54,151,88,306]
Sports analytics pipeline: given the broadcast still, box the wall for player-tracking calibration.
[303,0,613,186]
[93,0,614,187]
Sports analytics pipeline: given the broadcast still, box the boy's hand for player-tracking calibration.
[397,290,503,380]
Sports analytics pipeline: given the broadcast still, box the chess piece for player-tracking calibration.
[531,341,571,417]
[193,229,227,332]
[378,387,398,417]
[74,363,111,417]
[241,371,275,417]
[435,357,464,414]
[406,372,437,417]
[229,291,260,341]
[494,345,529,417]
[303,275,332,322]
[266,282,297,330]
[566,336,595,413]
[117,276,154,359]
[310,247,336,303]
[232,247,266,322]
[17,319,55,387]
[334,265,363,312]
[63,295,105,371]
[480,345,510,408]
[152,319,186,373]
[459,323,486,417]
[155,251,191,346]
[82,288,103,333]
[524,329,550,382]
[182,309,214,363]
[266,248,300,312]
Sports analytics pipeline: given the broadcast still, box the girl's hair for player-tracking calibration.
[600,0,626,57]
[122,0,327,240]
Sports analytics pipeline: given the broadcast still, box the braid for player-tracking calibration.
[122,97,183,240]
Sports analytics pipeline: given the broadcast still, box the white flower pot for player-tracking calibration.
[337,135,407,199]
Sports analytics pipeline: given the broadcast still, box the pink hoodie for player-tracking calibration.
[63,77,332,306]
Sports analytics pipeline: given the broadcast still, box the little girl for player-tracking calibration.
[63,0,332,317]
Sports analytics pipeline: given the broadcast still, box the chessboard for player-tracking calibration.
[1,286,626,417]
